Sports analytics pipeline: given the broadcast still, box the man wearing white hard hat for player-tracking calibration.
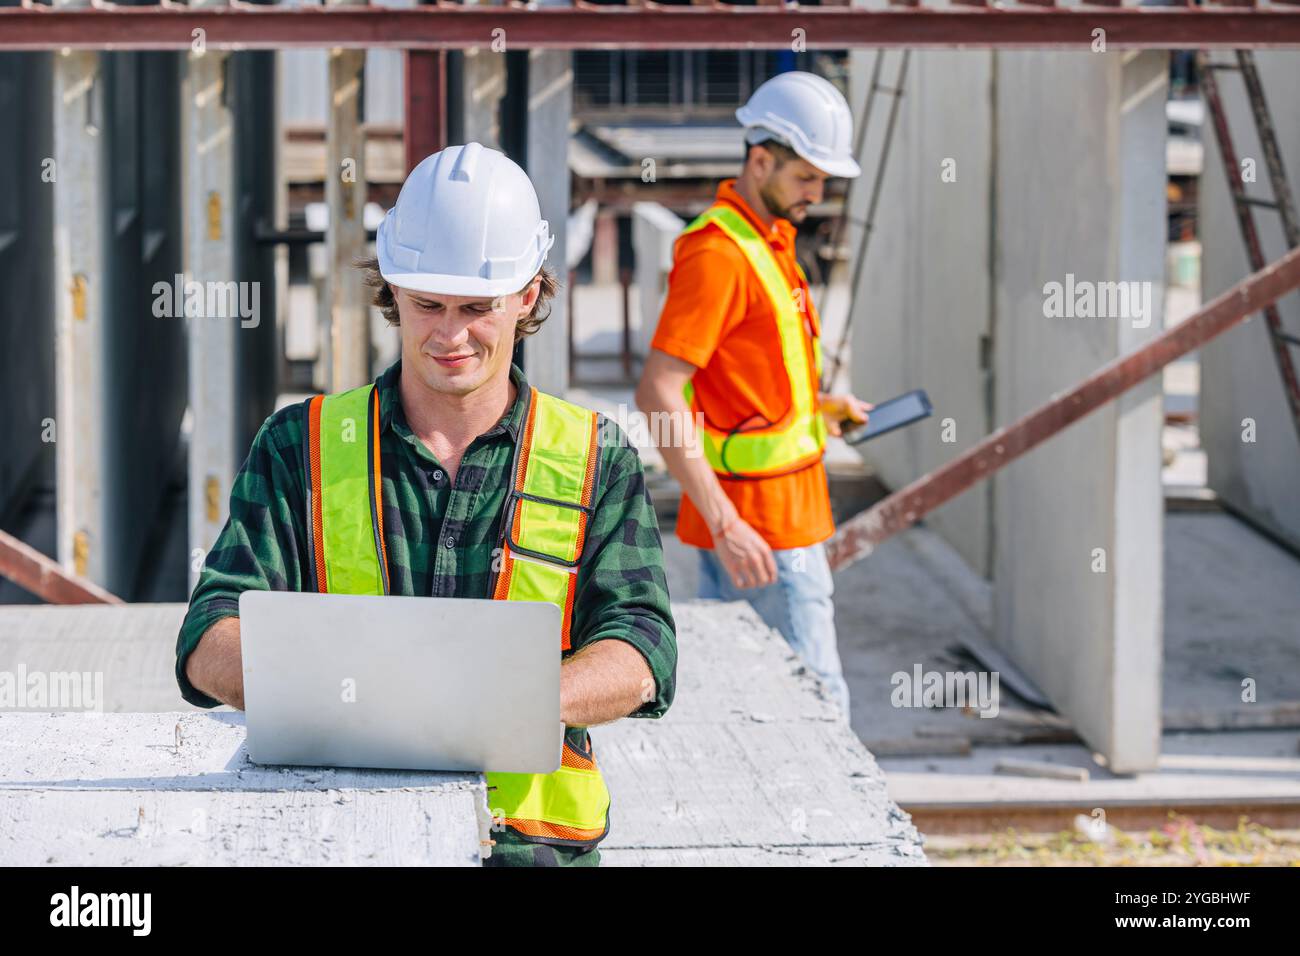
[177,143,678,867]
[637,72,869,716]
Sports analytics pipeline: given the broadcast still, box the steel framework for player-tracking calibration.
[2,2,1300,52]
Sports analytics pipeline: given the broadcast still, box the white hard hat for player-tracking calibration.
[736,72,862,180]
[376,142,555,298]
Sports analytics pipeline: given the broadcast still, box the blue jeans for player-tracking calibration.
[698,543,850,715]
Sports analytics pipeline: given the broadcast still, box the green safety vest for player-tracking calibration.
[678,203,828,479]
[303,382,611,849]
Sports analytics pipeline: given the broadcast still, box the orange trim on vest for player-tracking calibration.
[371,392,389,577]
[573,413,600,552]
[561,740,596,772]
[492,389,600,653]
[559,413,600,649]
[308,395,328,593]
[500,818,608,843]
[491,391,538,607]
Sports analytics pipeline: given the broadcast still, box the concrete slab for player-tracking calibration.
[856,516,1300,825]
[0,711,487,866]
[0,603,197,714]
[597,602,927,866]
[1163,512,1300,727]
[607,844,919,867]
[832,525,1063,754]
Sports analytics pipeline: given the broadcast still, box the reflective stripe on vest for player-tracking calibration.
[491,385,599,651]
[678,203,828,479]
[303,382,611,851]
[305,384,390,596]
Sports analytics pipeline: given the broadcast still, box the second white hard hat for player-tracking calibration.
[376,142,555,298]
[736,71,862,180]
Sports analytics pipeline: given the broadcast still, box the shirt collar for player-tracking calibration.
[376,359,530,443]
[716,178,797,249]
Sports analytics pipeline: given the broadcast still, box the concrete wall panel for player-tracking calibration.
[992,51,1166,772]
[847,50,994,576]
[846,48,1169,770]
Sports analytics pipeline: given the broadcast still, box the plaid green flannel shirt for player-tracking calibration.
[175,360,677,866]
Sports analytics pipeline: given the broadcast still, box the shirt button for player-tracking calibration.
[445,536,455,549]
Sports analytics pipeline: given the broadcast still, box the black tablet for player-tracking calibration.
[842,389,933,445]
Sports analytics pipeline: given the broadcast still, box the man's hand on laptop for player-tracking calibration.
[186,617,246,710]
[560,640,656,728]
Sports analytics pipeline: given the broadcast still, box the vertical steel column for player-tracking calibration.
[185,3,237,591]
[51,0,107,587]
[327,0,370,391]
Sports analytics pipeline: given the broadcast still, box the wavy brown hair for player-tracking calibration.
[357,256,559,341]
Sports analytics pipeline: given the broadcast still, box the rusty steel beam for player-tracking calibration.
[404,50,447,175]
[826,244,1300,572]
[2,6,1300,51]
[0,529,124,605]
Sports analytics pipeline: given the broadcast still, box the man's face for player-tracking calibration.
[755,150,829,224]
[392,279,540,397]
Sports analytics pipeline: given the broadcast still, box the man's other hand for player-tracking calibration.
[819,393,874,437]
[714,515,778,590]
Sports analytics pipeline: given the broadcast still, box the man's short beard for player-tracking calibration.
[759,180,805,222]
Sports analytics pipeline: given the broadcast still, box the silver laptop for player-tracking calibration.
[239,591,563,774]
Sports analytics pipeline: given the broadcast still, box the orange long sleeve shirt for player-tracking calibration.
[650,179,834,551]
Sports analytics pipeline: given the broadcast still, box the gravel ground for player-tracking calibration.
[925,816,1300,866]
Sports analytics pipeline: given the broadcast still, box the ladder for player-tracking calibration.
[1197,50,1300,447]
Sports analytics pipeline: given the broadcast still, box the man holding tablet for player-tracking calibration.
[637,72,870,716]
[177,143,677,868]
